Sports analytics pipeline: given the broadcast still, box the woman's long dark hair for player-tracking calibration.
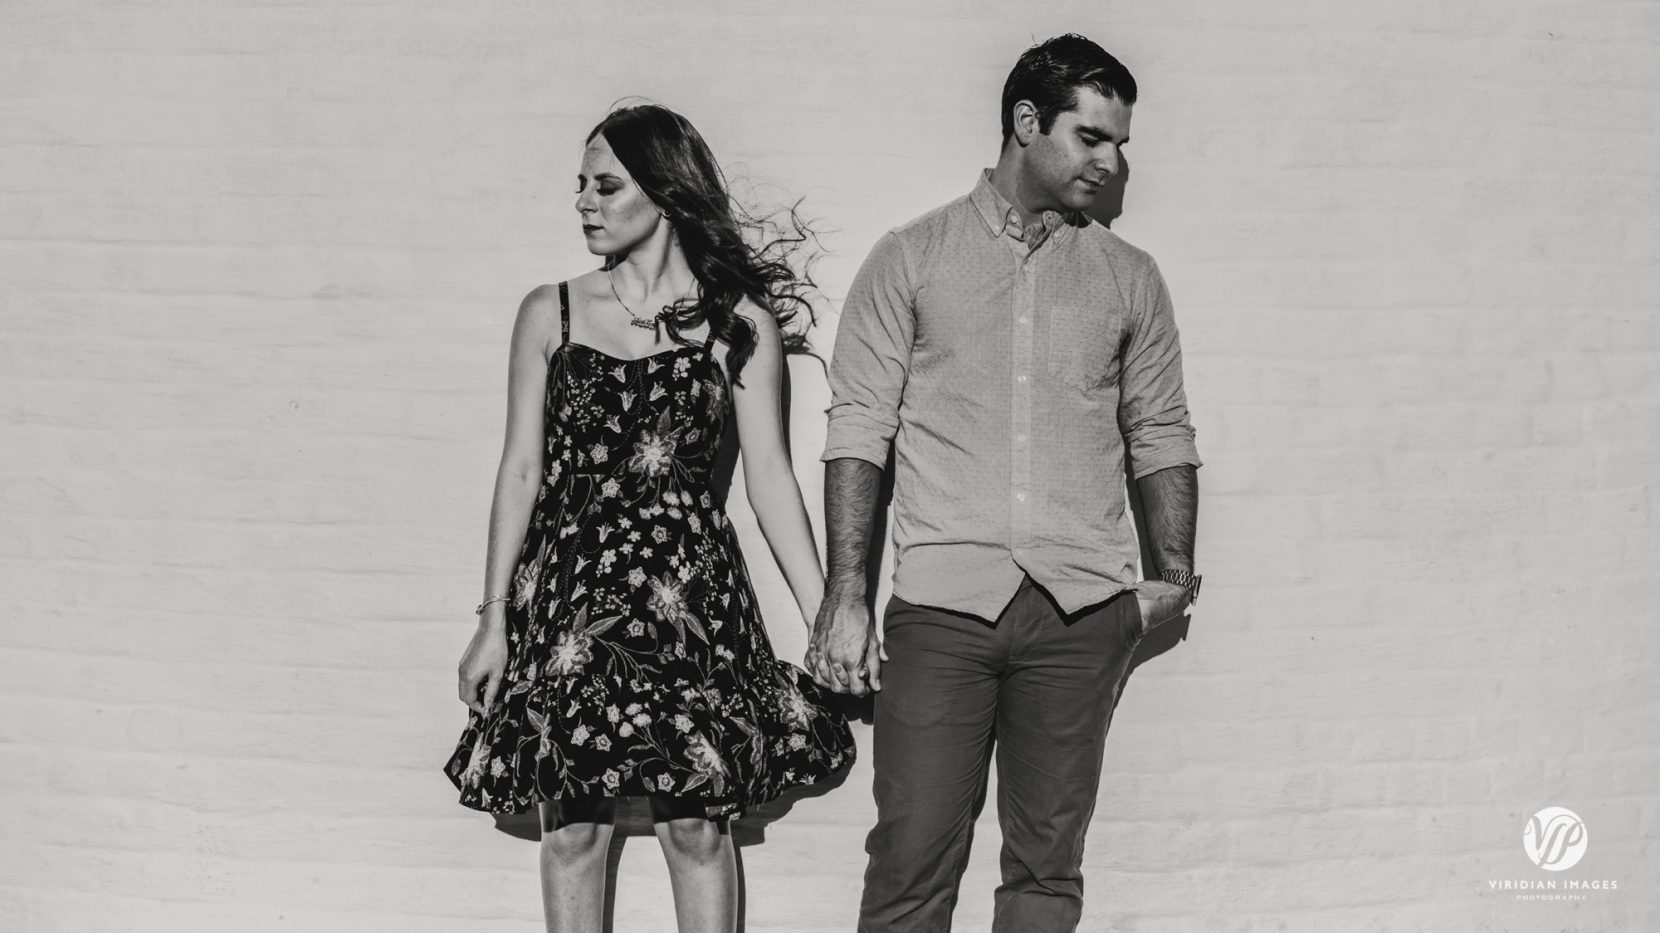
[587,104,821,385]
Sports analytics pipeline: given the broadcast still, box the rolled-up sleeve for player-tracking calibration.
[822,231,915,468]
[1117,258,1202,479]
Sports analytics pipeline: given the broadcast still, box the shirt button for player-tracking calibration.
[1019,316,1030,325]
[1016,434,1026,443]
[1016,374,1028,383]
[1016,493,1026,502]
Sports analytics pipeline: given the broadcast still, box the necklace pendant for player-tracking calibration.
[628,317,658,331]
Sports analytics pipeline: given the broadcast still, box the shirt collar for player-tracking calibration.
[968,169,1072,244]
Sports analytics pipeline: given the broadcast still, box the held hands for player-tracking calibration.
[806,592,886,696]
[457,612,509,716]
[1133,579,1192,639]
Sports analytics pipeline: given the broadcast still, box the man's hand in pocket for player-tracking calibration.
[1133,579,1192,637]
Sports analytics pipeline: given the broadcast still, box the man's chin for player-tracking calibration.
[1060,194,1096,214]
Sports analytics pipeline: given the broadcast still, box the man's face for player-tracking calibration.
[1025,87,1132,213]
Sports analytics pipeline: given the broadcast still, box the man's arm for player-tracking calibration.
[811,457,887,694]
[810,231,915,694]
[1138,464,1196,575]
[1135,464,1198,628]
[1118,257,1202,630]
[825,458,885,597]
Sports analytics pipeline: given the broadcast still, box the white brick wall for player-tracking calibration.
[3,0,1656,930]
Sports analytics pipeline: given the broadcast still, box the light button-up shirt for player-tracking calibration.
[823,171,1201,620]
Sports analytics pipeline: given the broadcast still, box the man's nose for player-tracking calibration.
[1098,146,1120,178]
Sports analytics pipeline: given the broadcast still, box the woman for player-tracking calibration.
[445,104,854,932]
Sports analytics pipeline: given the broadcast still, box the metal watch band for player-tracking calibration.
[1159,569,1202,604]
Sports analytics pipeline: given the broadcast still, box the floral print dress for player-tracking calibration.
[446,282,854,818]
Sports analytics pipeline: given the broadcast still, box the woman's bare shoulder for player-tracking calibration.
[564,269,609,303]
[509,281,573,354]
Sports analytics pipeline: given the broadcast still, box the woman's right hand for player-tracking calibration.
[457,616,509,716]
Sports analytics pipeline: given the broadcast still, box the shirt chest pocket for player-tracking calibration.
[1045,306,1123,394]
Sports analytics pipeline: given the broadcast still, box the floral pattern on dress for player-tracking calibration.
[445,291,854,817]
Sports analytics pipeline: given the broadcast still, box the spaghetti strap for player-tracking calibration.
[557,281,571,346]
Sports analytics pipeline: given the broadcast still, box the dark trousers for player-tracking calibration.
[857,576,1142,933]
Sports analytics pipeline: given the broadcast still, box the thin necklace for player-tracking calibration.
[607,268,694,334]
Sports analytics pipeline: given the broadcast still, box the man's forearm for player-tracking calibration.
[1136,464,1198,574]
[823,457,884,599]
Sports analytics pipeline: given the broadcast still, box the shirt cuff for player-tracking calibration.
[1126,429,1202,480]
[821,414,896,467]
[820,446,889,469]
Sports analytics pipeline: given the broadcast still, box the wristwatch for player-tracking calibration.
[1159,569,1202,605]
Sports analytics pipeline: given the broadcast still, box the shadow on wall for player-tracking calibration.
[1085,151,1130,230]
[1119,148,1195,677]
[1085,149,1191,682]
[1114,149,1190,676]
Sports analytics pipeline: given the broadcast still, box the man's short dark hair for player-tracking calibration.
[1001,34,1137,144]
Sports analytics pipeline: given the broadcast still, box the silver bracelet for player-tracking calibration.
[474,595,509,615]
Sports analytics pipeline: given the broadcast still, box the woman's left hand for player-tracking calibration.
[457,619,509,716]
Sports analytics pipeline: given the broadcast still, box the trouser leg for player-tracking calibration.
[859,595,1002,933]
[991,586,1141,933]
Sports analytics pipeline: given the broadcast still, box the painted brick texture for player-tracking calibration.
[2,1,1656,931]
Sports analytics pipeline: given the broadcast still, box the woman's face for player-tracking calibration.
[575,134,667,257]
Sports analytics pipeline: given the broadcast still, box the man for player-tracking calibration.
[808,34,1203,932]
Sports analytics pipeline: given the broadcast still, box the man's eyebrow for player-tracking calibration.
[1078,126,1129,145]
